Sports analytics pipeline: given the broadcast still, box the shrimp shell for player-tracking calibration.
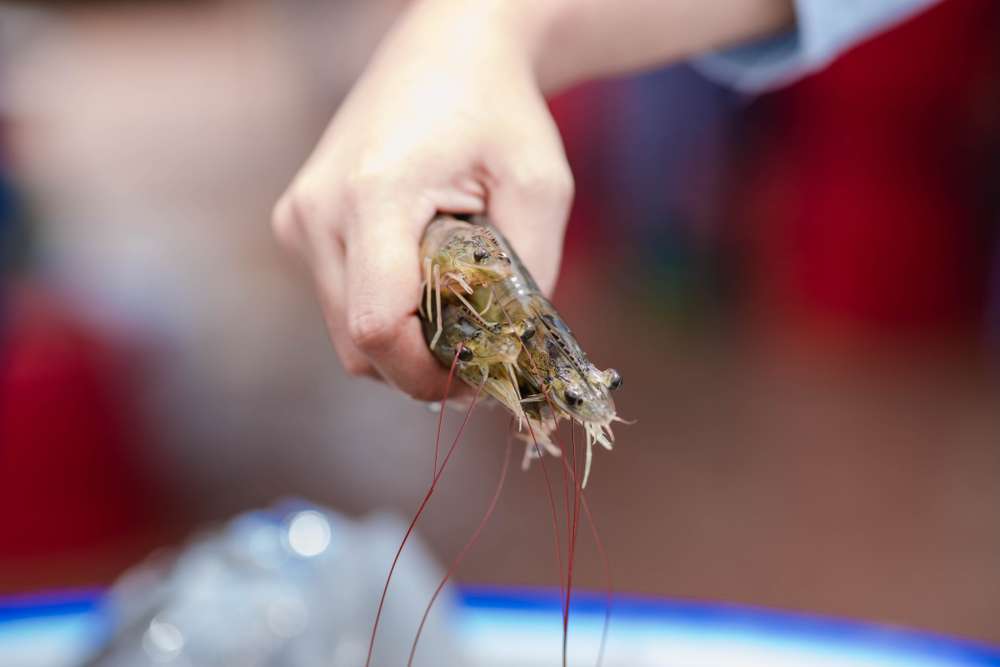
[418,214,626,485]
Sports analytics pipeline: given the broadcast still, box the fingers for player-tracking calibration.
[488,157,573,296]
[272,190,379,381]
[343,200,452,401]
[273,184,453,401]
[272,86,571,402]
[273,140,571,401]
[486,108,574,296]
[313,253,382,382]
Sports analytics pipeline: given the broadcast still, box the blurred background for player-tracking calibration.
[1,0,999,654]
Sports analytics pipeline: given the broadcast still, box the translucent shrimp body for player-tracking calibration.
[418,214,625,486]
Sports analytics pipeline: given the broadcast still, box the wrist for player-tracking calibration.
[403,0,573,89]
[405,0,796,93]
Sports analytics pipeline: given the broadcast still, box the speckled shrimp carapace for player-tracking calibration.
[418,214,626,486]
[420,298,528,429]
[418,214,513,350]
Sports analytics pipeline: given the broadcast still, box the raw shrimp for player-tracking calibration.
[419,214,513,350]
[419,214,626,483]
[517,314,625,486]
[420,298,527,425]
[369,214,622,667]
[458,218,626,486]
[420,297,565,463]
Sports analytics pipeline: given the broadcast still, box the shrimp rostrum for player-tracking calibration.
[418,214,626,486]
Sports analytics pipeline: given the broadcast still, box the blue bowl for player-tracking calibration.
[3,587,999,666]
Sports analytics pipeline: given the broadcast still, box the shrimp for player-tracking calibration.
[418,214,627,484]
[378,213,621,667]
[458,217,626,486]
[420,298,526,425]
[421,295,566,463]
[419,214,513,350]
[518,311,625,486]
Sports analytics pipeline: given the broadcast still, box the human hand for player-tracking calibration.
[272,0,573,401]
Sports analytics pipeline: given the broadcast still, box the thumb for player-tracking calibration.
[486,107,573,295]
[487,142,574,297]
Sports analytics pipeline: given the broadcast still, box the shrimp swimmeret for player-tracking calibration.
[368,213,626,667]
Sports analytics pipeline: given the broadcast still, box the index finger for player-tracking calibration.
[343,206,452,401]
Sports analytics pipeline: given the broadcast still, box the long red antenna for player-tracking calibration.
[580,491,613,667]
[521,382,575,666]
[365,355,485,667]
[561,422,585,667]
[557,446,614,667]
[432,343,462,479]
[407,427,514,666]
[488,285,577,661]
[484,276,615,666]
[523,416,567,617]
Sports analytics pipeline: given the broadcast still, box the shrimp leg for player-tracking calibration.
[423,256,433,321]
[449,287,496,328]
[429,264,443,350]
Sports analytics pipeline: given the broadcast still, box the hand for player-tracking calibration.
[272,0,573,401]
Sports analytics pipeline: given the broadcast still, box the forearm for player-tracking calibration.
[536,0,795,90]
[402,0,795,93]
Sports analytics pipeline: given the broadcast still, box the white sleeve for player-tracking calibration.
[693,0,941,93]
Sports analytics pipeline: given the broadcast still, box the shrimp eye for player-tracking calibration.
[473,248,489,263]
[564,388,583,407]
[457,347,474,362]
[520,323,536,342]
[606,368,622,391]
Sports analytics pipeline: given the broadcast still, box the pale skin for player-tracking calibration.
[272,0,795,401]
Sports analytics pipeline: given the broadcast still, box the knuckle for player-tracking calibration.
[270,196,298,247]
[511,160,574,204]
[344,168,378,196]
[550,164,575,201]
[343,165,395,211]
[347,309,401,352]
[341,356,373,378]
[271,189,319,247]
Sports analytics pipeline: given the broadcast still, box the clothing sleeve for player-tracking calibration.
[693,0,941,92]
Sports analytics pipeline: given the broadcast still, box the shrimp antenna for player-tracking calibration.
[529,381,583,667]
[562,421,585,667]
[581,491,613,667]
[491,284,576,662]
[523,414,568,618]
[365,357,486,667]
[557,444,614,667]
[407,425,514,666]
[433,344,463,478]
